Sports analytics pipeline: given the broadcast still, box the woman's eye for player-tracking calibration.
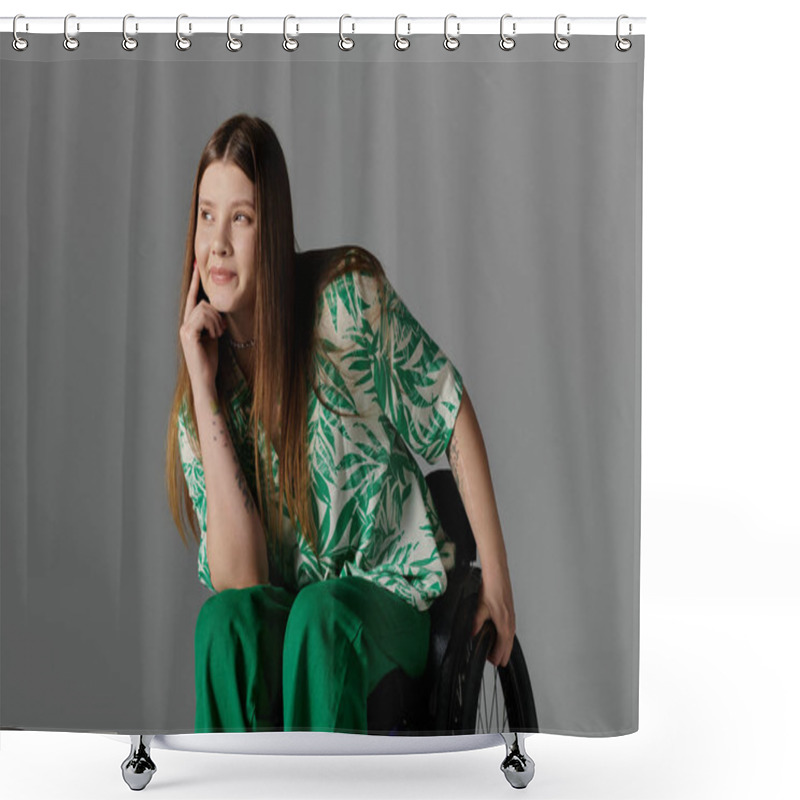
[199,210,248,222]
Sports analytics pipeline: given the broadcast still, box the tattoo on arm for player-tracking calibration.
[208,397,250,510]
[235,465,255,513]
[447,431,463,493]
[209,406,228,448]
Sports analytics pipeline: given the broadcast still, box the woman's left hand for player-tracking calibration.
[471,570,516,668]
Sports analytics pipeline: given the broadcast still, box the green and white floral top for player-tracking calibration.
[178,261,464,612]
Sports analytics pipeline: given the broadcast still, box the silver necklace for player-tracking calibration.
[227,332,255,349]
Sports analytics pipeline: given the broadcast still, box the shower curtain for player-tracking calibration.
[0,25,644,738]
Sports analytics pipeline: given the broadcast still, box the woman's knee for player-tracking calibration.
[285,579,361,645]
[286,580,334,625]
[195,587,265,648]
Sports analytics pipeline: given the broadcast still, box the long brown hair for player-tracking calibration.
[165,113,386,559]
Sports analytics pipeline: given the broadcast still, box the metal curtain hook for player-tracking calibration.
[63,13,79,51]
[227,15,242,51]
[12,14,29,51]
[339,14,354,50]
[283,15,299,51]
[122,14,138,51]
[615,14,632,51]
[394,14,410,51]
[553,14,570,51]
[500,13,516,51]
[176,13,191,51]
[444,14,460,51]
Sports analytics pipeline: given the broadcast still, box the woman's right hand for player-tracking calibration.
[180,260,227,393]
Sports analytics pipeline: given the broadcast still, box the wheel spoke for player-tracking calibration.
[476,657,511,733]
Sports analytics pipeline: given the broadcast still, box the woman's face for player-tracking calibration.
[194,161,257,315]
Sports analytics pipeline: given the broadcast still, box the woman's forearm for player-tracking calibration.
[193,382,270,591]
[445,386,510,584]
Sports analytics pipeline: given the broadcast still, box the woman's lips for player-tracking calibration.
[210,268,236,285]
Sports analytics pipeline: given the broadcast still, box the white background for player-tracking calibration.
[1,1,798,798]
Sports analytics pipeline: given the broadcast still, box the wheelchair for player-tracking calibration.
[367,468,538,736]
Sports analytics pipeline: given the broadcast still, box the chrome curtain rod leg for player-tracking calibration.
[499,731,535,789]
[121,734,157,790]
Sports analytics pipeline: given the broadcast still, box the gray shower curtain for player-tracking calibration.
[1,30,643,736]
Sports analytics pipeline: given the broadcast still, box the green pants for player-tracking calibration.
[194,575,431,734]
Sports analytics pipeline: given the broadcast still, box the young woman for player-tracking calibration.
[165,114,516,734]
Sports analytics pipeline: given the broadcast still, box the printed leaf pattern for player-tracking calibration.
[177,254,463,611]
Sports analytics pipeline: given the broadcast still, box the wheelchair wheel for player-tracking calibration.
[444,621,538,734]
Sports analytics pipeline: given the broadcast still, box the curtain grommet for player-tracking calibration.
[12,14,29,51]
[615,15,632,51]
[226,15,243,52]
[63,13,79,51]
[443,14,460,51]
[122,14,138,51]
[553,14,570,51]
[283,15,299,51]
[175,13,191,51]
[339,14,355,51]
[499,14,516,51]
[394,15,410,51]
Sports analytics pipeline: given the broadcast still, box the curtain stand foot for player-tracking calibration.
[499,731,535,789]
[121,735,156,791]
